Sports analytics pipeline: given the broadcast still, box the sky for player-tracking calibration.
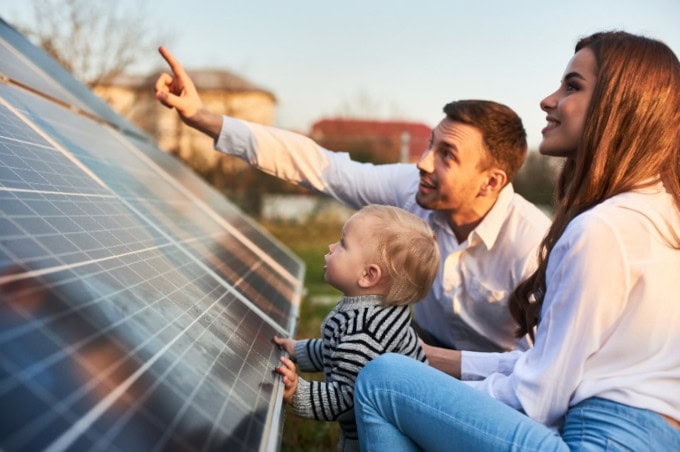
[2,0,680,150]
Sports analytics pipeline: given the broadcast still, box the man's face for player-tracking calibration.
[415,119,491,221]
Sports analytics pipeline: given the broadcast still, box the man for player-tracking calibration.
[155,46,550,355]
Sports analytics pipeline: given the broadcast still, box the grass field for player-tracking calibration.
[261,219,344,451]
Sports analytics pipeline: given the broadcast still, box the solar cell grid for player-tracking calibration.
[0,40,92,117]
[1,18,302,452]
[1,82,298,325]
[1,212,291,450]
[0,18,146,137]
[122,137,303,277]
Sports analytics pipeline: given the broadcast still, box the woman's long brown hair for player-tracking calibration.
[509,31,680,340]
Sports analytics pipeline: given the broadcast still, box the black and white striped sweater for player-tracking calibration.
[292,294,427,451]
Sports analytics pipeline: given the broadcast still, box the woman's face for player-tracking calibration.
[539,47,598,157]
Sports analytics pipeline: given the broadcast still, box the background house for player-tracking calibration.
[95,69,276,174]
[310,118,431,163]
[95,69,287,214]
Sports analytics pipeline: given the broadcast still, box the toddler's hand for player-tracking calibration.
[275,356,298,403]
[273,335,296,358]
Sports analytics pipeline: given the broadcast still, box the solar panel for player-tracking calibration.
[0,18,303,452]
[0,18,146,137]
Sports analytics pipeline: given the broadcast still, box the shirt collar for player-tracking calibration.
[428,184,515,249]
[337,294,386,310]
[468,183,515,250]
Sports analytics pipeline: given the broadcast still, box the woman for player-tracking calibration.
[354,31,680,451]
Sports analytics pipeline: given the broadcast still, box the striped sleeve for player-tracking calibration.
[291,306,426,420]
[294,339,324,372]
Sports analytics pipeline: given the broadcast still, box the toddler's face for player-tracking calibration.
[324,213,378,296]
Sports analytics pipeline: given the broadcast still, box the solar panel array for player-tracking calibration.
[0,18,303,452]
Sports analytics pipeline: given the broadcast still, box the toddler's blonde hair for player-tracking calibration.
[354,205,440,305]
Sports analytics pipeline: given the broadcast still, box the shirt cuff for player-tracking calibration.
[463,372,523,411]
[291,377,312,418]
[461,350,523,380]
[294,339,316,371]
[213,115,255,159]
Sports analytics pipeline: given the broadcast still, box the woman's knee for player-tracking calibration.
[367,353,406,373]
[356,354,407,398]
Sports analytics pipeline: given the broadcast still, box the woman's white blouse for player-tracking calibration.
[463,184,680,429]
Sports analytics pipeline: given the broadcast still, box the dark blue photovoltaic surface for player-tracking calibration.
[0,18,302,452]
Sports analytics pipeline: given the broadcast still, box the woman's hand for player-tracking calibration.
[421,341,462,378]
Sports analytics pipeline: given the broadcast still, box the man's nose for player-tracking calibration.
[417,148,434,173]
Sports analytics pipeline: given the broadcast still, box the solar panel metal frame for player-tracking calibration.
[0,18,302,452]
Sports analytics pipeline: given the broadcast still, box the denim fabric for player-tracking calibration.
[562,397,680,451]
[355,354,679,451]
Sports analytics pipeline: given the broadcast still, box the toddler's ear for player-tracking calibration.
[359,264,382,288]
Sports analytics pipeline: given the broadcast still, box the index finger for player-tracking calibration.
[280,356,296,371]
[158,46,187,78]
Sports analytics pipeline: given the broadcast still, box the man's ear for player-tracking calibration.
[358,264,382,289]
[479,168,507,196]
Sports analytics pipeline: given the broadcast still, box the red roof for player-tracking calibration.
[309,118,431,163]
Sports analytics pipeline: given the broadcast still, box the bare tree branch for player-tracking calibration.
[13,0,172,87]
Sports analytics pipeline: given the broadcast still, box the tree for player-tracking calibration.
[10,0,170,88]
[513,151,562,212]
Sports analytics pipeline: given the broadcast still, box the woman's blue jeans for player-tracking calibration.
[354,354,680,451]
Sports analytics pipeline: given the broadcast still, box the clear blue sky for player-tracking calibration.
[3,0,680,149]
